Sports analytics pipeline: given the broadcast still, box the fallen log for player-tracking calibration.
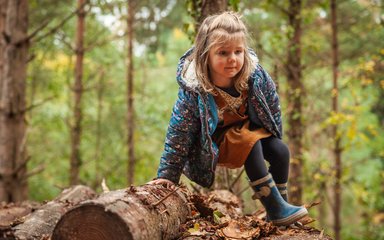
[52,184,191,240]
[11,185,96,240]
[4,184,332,240]
[0,201,40,229]
[0,201,41,240]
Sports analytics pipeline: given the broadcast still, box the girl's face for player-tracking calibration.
[208,38,245,88]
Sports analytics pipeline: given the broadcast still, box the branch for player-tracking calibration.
[12,155,31,176]
[83,15,122,48]
[236,185,250,197]
[84,32,127,52]
[22,96,56,114]
[69,69,102,93]
[189,182,202,194]
[257,43,286,71]
[27,18,51,41]
[30,0,90,44]
[27,53,36,63]
[269,1,289,16]
[229,168,245,192]
[56,31,75,51]
[22,164,45,184]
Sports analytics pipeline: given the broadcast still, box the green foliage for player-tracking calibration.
[24,1,383,239]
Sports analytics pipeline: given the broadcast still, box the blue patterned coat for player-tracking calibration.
[157,48,282,188]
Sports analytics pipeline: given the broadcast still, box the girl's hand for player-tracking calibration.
[147,178,176,189]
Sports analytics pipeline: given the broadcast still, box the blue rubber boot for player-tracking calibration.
[266,182,288,222]
[250,174,308,226]
[276,182,288,202]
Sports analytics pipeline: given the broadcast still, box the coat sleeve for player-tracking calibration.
[157,88,200,184]
[259,65,283,137]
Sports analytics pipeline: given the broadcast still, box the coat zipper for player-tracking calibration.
[199,92,216,172]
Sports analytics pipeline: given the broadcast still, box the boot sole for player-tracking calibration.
[271,207,308,226]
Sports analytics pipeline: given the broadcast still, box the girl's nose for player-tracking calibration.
[228,53,236,63]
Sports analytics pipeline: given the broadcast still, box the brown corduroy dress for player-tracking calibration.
[212,88,272,169]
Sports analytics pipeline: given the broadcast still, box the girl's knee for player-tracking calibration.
[264,138,290,165]
[279,142,290,160]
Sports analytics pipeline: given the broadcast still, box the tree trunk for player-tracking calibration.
[330,1,341,239]
[191,0,231,191]
[0,0,29,202]
[189,0,228,37]
[126,0,135,186]
[70,0,86,185]
[285,0,304,205]
[92,69,105,189]
[52,185,191,240]
[198,0,228,24]
[10,185,96,240]
[0,202,38,230]
[0,0,7,88]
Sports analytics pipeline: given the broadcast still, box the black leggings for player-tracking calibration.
[244,136,290,184]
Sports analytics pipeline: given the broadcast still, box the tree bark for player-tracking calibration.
[126,0,135,186]
[0,0,29,202]
[190,0,228,35]
[0,0,7,87]
[52,185,191,240]
[92,69,105,189]
[198,0,228,24]
[285,0,304,205]
[11,185,96,240]
[330,1,341,239]
[0,202,38,230]
[70,0,86,185]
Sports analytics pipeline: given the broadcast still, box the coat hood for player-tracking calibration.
[176,47,260,92]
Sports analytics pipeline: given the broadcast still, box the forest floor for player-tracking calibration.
[0,186,332,240]
[178,191,331,240]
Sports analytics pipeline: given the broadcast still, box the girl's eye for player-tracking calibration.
[235,50,243,54]
[218,51,227,56]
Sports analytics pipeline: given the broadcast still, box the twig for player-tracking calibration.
[300,217,316,225]
[27,18,51,42]
[235,185,250,197]
[152,186,180,207]
[12,155,31,175]
[56,31,75,51]
[305,201,321,209]
[225,168,230,191]
[319,229,324,239]
[101,178,110,193]
[27,53,36,63]
[159,209,168,214]
[84,32,127,52]
[189,182,201,194]
[22,164,45,183]
[22,96,56,113]
[229,168,244,192]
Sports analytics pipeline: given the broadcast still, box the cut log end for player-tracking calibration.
[52,204,132,240]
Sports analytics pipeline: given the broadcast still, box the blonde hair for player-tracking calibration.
[192,11,254,93]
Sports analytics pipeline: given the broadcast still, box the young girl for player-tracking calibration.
[149,11,308,226]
